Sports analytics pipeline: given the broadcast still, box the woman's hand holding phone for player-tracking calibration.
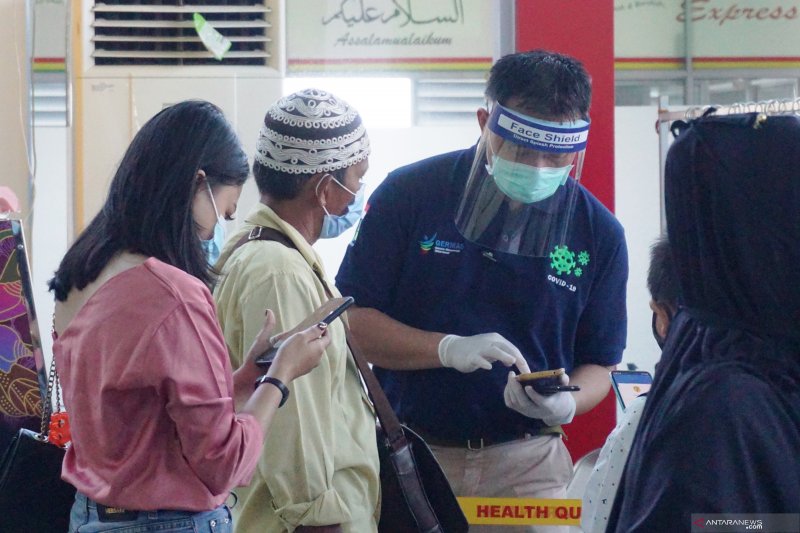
[235,310,329,411]
[254,297,353,368]
[266,323,330,384]
[243,309,279,369]
[235,310,330,435]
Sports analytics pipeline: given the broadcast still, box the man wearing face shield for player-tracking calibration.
[336,50,628,530]
[213,89,380,533]
[456,94,589,258]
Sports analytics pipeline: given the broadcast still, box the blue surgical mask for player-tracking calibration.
[319,178,365,239]
[488,155,572,204]
[200,183,226,265]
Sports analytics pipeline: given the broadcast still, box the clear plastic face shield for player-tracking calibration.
[454,104,590,257]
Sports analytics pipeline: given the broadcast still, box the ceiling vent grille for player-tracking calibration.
[414,79,486,126]
[91,1,271,66]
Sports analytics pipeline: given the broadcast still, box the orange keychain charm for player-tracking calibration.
[48,411,71,447]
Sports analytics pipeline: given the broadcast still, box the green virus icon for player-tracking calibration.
[549,245,576,275]
[574,268,583,277]
[578,251,590,266]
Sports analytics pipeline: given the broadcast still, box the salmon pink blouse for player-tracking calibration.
[54,258,263,511]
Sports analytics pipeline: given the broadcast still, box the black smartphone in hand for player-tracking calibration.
[535,384,581,395]
[516,368,582,395]
[255,297,354,368]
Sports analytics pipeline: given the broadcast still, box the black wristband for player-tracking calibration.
[254,375,290,407]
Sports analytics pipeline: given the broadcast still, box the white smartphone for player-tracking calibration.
[610,370,653,410]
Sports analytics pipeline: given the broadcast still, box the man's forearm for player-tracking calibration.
[570,363,615,415]
[347,305,445,370]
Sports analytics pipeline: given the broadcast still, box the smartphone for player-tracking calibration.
[610,370,653,410]
[517,368,581,395]
[534,384,581,395]
[255,297,354,368]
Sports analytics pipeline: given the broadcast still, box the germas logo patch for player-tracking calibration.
[419,233,436,254]
[418,232,465,255]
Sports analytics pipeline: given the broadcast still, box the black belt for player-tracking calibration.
[411,425,563,450]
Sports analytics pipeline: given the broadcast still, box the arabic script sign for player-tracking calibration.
[286,0,493,72]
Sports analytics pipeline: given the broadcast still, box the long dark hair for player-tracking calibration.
[49,100,248,301]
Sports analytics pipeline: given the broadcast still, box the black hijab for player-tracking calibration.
[667,113,799,339]
[608,113,800,531]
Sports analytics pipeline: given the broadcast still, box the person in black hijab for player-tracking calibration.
[607,112,800,531]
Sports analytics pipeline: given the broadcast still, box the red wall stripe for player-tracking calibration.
[515,0,615,212]
[515,0,617,463]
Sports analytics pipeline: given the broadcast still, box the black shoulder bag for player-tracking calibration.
[0,356,76,532]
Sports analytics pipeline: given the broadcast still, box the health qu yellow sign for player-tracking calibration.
[458,497,582,526]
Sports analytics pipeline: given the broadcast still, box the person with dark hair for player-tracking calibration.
[608,113,800,531]
[647,234,680,350]
[582,234,678,532]
[336,50,629,531]
[213,89,379,533]
[50,100,330,533]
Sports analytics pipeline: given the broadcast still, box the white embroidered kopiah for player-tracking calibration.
[255,88,371,174]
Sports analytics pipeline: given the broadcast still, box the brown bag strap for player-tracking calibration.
[231,226,408,451]
[338,324,408,450]
[232,226,295,252]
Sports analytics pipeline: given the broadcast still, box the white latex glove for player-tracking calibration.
[438,333,529,373]
[503,371,577,426]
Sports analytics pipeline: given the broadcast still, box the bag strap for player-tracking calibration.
[39,358,58,436]
[339,326,408,451]
[232,226,295,252]
[40,316,62,437]
[230,226,409,452]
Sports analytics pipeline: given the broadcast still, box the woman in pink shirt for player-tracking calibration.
[49,100,330,533]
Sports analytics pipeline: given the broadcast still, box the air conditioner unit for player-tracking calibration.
[72,0,286,230]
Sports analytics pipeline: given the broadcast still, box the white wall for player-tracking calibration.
[614,106,664,376]
[1,0,30,220]
[31,126,71,368]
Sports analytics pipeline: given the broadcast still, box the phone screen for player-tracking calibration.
[610,370,653,410]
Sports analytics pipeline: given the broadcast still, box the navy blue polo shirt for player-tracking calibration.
[336,146,628,441]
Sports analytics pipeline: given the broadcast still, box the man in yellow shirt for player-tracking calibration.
[214,88,379,532]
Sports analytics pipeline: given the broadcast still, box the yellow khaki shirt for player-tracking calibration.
[213,203,380,533]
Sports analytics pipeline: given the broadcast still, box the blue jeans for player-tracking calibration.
[69,492,233,533]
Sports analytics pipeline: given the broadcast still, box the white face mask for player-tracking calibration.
[317,175,365,239]
[199,182,226,265]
